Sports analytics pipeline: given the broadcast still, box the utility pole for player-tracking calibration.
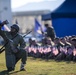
[0,0,12,27]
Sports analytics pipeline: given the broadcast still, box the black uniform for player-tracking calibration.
[45,24,56,41]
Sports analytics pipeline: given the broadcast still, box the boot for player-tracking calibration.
[7,67,15,72]
[20,62,26,71]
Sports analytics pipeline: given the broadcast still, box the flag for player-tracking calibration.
[34,19,43,34]
[52,47,59,55]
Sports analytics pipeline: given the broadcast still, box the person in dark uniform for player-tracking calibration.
[71,38,76,61]
[0,21,27,72]
[44,24,56,41]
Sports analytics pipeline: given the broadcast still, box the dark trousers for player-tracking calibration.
[6,49,27,70]
[15,49,27,64]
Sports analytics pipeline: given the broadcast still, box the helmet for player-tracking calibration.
[11,24,19,32]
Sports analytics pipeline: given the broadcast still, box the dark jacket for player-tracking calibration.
[45,27,56,41]
[0,27,26,55]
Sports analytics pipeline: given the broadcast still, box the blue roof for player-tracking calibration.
[51,0,76,18]
[42,0,76,20]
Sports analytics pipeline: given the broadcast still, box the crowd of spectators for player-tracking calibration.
[25,35,76,62]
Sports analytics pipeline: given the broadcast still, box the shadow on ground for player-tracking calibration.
[0,70,9,75]
[0,70,21,75]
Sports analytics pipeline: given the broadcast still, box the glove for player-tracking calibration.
[2,20,9,25]
[0,20,9,27]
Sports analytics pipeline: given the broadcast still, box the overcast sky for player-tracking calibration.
[11,0,56,9]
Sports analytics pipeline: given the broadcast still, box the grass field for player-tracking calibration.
[0,52,76,75]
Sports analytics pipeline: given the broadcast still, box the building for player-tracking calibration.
[12,0,64,33]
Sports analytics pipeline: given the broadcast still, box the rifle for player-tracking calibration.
[0,30,32,54]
